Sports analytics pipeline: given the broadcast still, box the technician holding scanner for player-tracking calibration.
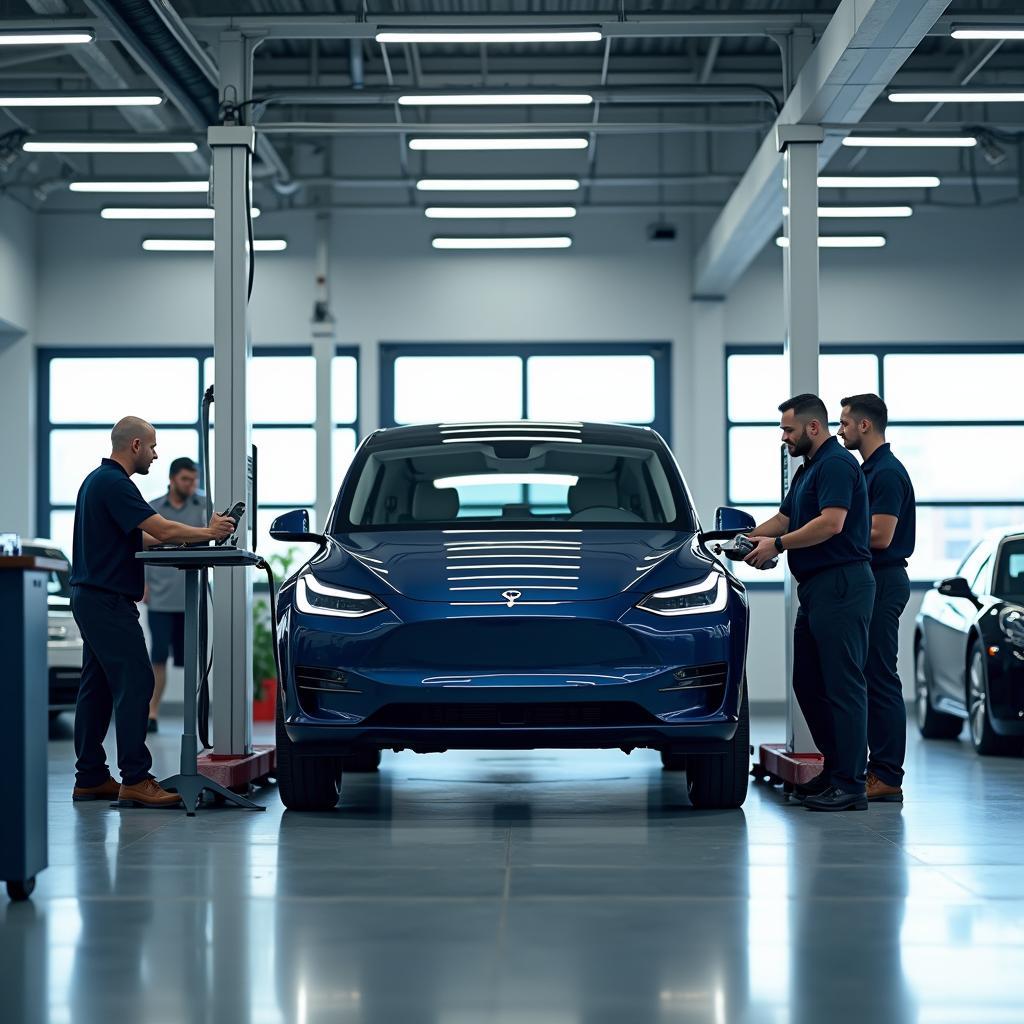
[69,417,235,809]
[744,394,875,811]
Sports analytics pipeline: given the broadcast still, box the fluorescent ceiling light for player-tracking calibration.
[0,30,94,45]
[783,205,913,218]
[409,137,588,151]
[0,92,162,107]
[378,30,601,44]
[817,175,940,188]
[398,93,593,106]
[25,140,198,153]
[142,239,286,252]
[889,90,1024,103]
[776,236,887,248]
[952,28,1024,40]
[435,474,578,488]
[418,179,580,191]
[70,180,209,193]
[842,135,976,147]
[432,237,572,250]
[101,207,259,219]
[425,206,577,219]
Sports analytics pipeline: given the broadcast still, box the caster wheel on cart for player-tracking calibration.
[7,877,35,901]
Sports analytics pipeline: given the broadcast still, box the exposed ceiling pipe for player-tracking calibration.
[349,39,365,91]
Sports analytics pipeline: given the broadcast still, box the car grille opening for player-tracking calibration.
[362,701,657,729]
[661,662,727,690]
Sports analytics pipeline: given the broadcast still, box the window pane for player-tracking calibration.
[48,510,76,564]
[887,426,1024,502]
[332,356,358,424]
[204,355,316,424]
[331,427,358,494]
[393,356,522,424]
[727,353,878,423]
[527,355,655,423]
[911,506,1024,582]
[253,428,315,504]
[258,508,315,567]
[885,353,1024,421]
[50,357,198,425]
[728,427,785,504]
[49,428,197,504]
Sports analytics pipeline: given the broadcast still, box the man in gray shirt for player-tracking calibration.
[144,457,207,731]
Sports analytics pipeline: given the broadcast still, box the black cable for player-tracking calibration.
[246,149,255,302]
[256,559,283,710]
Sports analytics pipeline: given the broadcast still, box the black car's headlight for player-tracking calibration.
[295,575,386,618]
[637,572,728,617]
[999,606,1024,647]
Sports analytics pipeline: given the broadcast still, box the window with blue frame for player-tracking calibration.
[726,345,1024,583]
[38,346,358,561]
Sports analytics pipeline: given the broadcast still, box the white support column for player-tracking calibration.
[312,213,335,532]
[778,124,823,755]
[210,28,258,757]
[688,298,727,525]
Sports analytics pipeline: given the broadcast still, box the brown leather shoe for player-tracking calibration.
[117,778,183,809]
[866,772,903,803]
[72,776,121,802]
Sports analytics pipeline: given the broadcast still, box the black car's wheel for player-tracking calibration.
[341,749,381,772]
[685,685,749,810]
[660,750,686,771]
[275,695,343,811]
[915,644,962,739]
[968,641,1017,756]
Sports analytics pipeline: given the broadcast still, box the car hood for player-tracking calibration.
[307,528,716,603]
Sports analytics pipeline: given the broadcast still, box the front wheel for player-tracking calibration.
[968,641,1017,756]
[685,685,750,809]
[275,696,343,811]
[915,644,962,739]
[342,749,381,773]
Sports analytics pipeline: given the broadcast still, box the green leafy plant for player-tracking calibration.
[252,546,301,700]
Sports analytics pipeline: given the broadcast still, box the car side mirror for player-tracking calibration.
[269,509,325,544]
[937,576,981,607]
[700,507,758,545]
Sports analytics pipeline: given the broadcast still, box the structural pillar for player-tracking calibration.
[312,213,335,533]
[777,124,824,755]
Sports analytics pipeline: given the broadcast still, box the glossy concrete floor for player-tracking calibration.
[3,714,1024,1024]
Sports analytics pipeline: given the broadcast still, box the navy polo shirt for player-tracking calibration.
[862,442,916,570]
[780,436,871,583]
[69,459,157,600]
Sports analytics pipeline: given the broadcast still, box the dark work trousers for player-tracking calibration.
[865,565,911,787]
[71,585,155,787]
[792,562,876,794]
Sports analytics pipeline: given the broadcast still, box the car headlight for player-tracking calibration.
[999,606,1024,647]
[637,572,728,616]
[295,575,386,618]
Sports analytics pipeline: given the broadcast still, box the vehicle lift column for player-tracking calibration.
[756,124,826,789]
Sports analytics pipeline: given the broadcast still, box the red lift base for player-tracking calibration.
[753,743,824,787]
[197,744,276,791]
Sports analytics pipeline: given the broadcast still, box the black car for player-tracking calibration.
[915,527,1024,755]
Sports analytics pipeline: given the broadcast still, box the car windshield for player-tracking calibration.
[336,438,694,531]
[994,539,1024,603]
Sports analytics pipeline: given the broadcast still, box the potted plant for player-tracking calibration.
[252,546,300,721]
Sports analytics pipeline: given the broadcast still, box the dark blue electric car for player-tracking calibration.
[270,421,754,810]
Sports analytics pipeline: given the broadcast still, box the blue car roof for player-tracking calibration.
[364,421,664,452]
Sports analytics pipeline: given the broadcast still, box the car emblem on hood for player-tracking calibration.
[501,589,522,608]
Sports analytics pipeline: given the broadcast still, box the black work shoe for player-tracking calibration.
[790,773,831,803]
[147,718,158,734]
[804,786,868,812]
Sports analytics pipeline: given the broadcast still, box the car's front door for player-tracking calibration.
[931,545,991,706]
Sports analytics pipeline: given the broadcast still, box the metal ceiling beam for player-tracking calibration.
[255,120,770,136]
[694,0,953,298]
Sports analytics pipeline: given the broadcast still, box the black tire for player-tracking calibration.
[915,644,963,739]
[342,749,381,772]
[275,695,343,811]
[968,641,1017,756]
[685,684,750,809]
[7,878,35,901]
[660,750,686,771]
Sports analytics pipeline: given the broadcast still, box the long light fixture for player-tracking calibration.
[432,237,573,250]
[417,178,580,191]
[409,137,589,151]
[817,175,940,188]
[378,29,601,44]
[25,140,198,153]
[102,207,259,219]
[952,27,1024,40]
[435,474,579,488]
[0,30,94,45]
[783,205,913,218]
[70,180,209,193]
[889,90,1024,103]
[776,236,886,248]
[142,239,287,252]
[842,135,976,147]
[0,92,162,107]
[425,206,577,219]
[398,93,593,106]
